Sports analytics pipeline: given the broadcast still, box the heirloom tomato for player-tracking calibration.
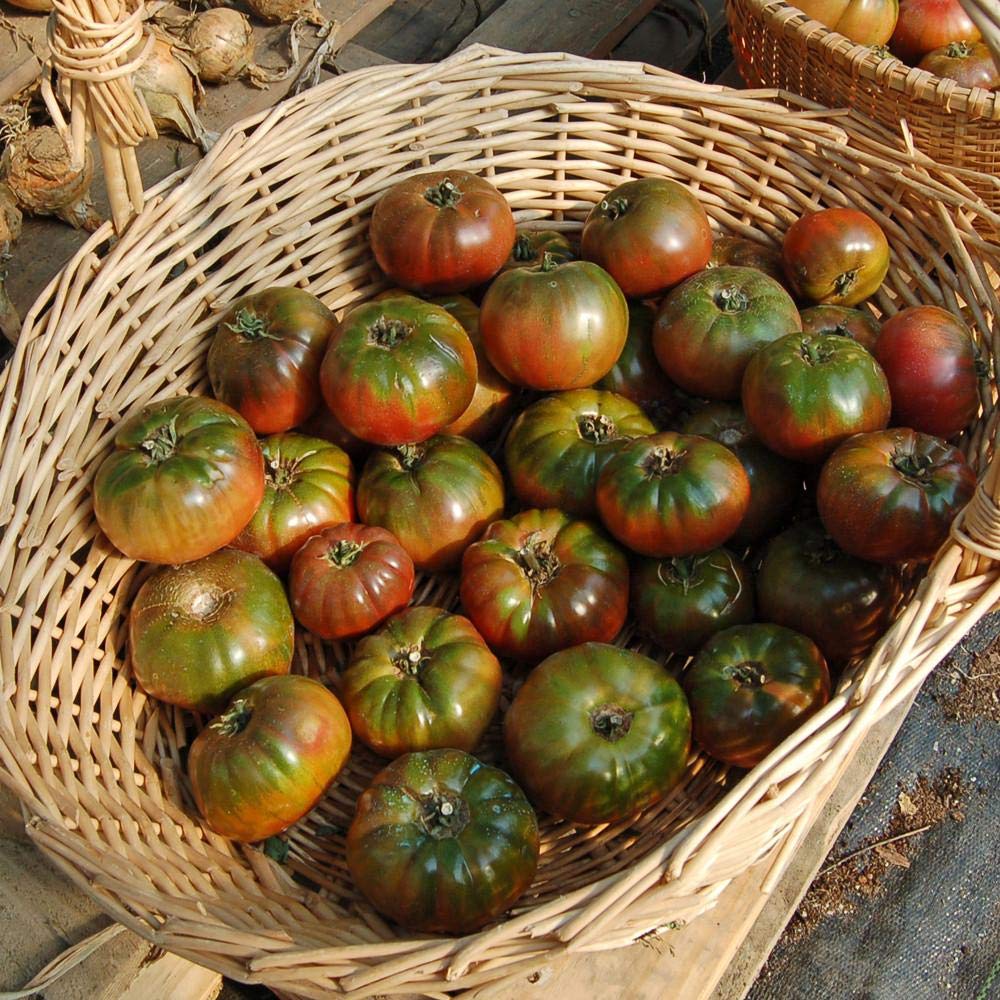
[799,304,881,353]
[299,404,370,463]
[919,41,1000,88]
[504,643,692,825]
[289,523,414,641]
[358,435,504,572]
[874,305,980,438]
[129,549,294,713]
[188,674,351,842]
[460,508,629,662]
[631,548,754,655]
[741,332,891,462]
[369,170,516,293]
[503,389,655,518]
[480,257,627,390]
[581,177,713,297]
[684,624,831,768]
[794,0,900,44]
[891,0,980,63]
[93,396,264,564]
[756,519,900,665]
[502,229,575,271]
[681,401,802,545]
[817,428,976,562]
[320,295,476,446]
[207,287,336,434]
[707,236,784,282]
[341,606,502,757]
[653,265,801,400]
[782,208,890,306]
[347,749,539,934]
[232,433,353,571]
[596,432,750,557]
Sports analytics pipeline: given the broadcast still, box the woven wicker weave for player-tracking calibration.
[2,46,999,998]
[726,0,1000,212]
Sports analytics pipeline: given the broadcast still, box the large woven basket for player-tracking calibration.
[2,46,1000,998]
[725,0,1000,212]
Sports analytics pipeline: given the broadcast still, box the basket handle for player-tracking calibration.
[959,0,1000,64]
[42,0,157,232]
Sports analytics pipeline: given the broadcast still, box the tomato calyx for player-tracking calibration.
[714,286,750,313]
[419,789,471,838]
[658,556,700,593]
[802,532,841,566]
[577,412,619,444]
[870,44,892,59]
[891,448,934,484]
[213,697,253,737]
[227,308,277,342]
[392,644,430,677]
[589,703,634,742]
[140,417,179,464]
[512,233,538,262]
[516,532,562,588]
[798,337,835,367]
[834,269,859,299]
[393,443,427,470]
[368,315,413,349]
[946,40,974,58]
[325,539,365,568]
[266,452,311,489]
[728,661,768,688]
[423,178,463,209]
[643,446,684,478]
[538,251,561,273]
[599,196,630,221]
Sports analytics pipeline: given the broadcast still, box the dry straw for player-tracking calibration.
[726,0,1000,212]
[1,46,999,998]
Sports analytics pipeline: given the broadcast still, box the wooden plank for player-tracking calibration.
[332,41,399,73]
[460,0,660,58]
[119,953,222,1000]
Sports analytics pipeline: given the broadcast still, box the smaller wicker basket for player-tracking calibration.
[726,0,1000,212]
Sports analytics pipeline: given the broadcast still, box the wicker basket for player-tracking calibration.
[2,46,1000,998]
[725,0,1000,212]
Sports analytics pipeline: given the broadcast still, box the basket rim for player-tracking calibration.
[2,44,999,995]
[729,0,1000,121]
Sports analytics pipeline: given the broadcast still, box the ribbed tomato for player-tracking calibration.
[460,508,629,663]
[231,433,354,571]
[129,549,294,713]
[341,606,502,757]
[207,287,336,434]
[289,523,414,641]
[369,170,516,294]
[799,304,881,353]
[919,41,1000,87]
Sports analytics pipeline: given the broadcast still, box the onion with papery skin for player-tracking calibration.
[245,0,323,25]
[133,35,218,152]
[0,183,22,341]
[184,9,256,84]
[1,127,100,231]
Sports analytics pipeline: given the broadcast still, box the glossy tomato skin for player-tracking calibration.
[358,435,504,572]
[369,170,516,294]
[208,287,336,434]
[502,230,576,271]
[341,606,502,757]
[919,41,1000,87]
[681,401,803,545]
[289,523,414,641]
[632,548,754,656]
[93,396,264,564]
[434,294,518,442]
[129,549,294,713]
[504,389,656,518]
[683,624,831,768]
[480,259,628,390]
[756,519,901,665]
[795,0,899,44]
[347,749,539,934]
[799,305,881,353]
[891,0,980,63]
[320,296,476,446]
[581,178,713,297]
[707,236,784,282]
[874,305,980,438]
[782,208,890,306]
[460,508,629,663]
[232,433,354,571]
[504,643,692,825]
[817,428,976,562]
[299,404,370,463]
[741,333,891,462]
[595,303,686,426]
[189,674,351,842]
[653,266,801,400]
[596,432,750,557]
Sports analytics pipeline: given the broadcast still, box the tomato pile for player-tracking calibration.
[93,168,981,935]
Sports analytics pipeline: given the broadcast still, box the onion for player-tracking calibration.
[0,183,22,341]
[1,126,100,231]
[133,34,217,152]
[245,0,323,26]
[184,9,256,84]
[3,0,53,12]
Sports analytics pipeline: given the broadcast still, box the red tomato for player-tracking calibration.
[891,0,980,63]
[707,236,784,282]
[782,208,890,306]
[581,177,713,297]
[795,0,900,45]
[289,523,415,641]
[919,41,1000,88]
